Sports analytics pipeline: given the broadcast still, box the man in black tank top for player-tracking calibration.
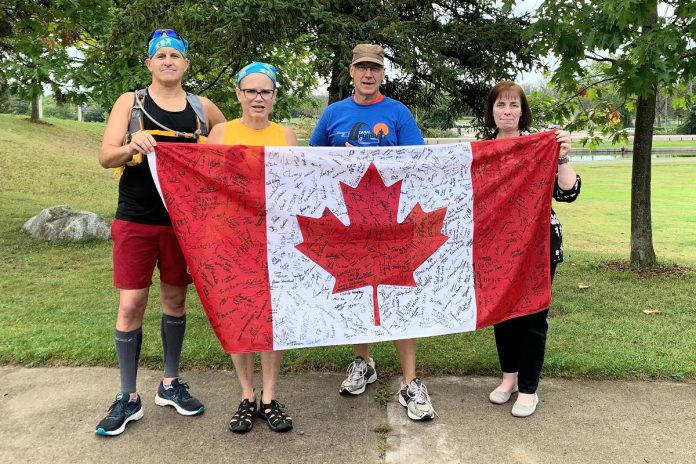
[96,29,225,437]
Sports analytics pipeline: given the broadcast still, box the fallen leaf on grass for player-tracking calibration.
[578,283,591,289]
[642,309,662,315]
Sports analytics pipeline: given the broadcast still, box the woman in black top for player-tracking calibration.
[484,81,581,417]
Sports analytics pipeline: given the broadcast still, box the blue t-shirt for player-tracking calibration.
[309,96,424,147]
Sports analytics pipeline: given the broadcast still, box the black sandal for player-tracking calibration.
[258,399,293,432]
[229,399,257,434]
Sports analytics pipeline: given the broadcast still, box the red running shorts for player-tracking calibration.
[111,218,192,289]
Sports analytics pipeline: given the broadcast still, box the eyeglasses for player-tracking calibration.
[353,64,384,74]
[239,88,275,100]
[148,29,183,42]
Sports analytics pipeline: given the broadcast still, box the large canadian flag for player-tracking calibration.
[149,131,559,353]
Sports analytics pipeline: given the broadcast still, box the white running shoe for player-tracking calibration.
[339,356,377,395]
[398,378,437,421]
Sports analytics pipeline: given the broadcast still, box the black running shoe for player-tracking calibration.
[155,378,204,416]
[95,393,143,436]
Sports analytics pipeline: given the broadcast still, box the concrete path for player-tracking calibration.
[386,376,696,464]
[1,367,694,463]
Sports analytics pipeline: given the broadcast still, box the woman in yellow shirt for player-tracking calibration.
[207,62,297,434]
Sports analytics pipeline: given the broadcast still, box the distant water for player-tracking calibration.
[572,153,695,162]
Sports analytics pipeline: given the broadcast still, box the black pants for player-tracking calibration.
[493,262,558,394]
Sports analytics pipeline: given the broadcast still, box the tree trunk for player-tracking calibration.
[30,94,41,123]
[327,60,342,104]
[630,91,657,267]
[630,8,658,268]
[327,47,350,104]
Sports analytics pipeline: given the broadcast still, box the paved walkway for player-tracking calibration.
[1,367,694,463]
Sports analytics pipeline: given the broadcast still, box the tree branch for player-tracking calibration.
[558,76,620,106]
[198,60,236,94]
[584,53,616,64]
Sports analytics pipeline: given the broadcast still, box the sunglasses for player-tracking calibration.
[148,29,183,42]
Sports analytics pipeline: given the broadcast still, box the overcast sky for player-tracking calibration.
[514,0,548,86]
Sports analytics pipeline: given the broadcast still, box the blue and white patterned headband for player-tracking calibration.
[235,62,277,87]
[148,29,188,58]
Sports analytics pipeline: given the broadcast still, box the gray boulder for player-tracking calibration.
[23,205,111,241]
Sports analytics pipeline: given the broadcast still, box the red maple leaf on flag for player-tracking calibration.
[295,163,449,326]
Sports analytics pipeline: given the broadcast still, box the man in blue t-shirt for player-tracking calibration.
[309,45,424,148]
[309,44,434,421]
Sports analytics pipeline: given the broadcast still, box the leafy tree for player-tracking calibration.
[527,64,639,143]
[81,103,107,122]
[42,95,84,119]
[305,1,536,130]
[0,92,30,115]
[0,1,110,122]
[679,104,696,134]
[81,0,316,121]
[78,1,534,129]
[530,0,696,267]
[653,83,693,132]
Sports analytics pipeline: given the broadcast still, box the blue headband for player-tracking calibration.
[235,62,277,87]
[148,34,188,58]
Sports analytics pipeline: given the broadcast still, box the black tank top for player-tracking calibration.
[115,91,199,225]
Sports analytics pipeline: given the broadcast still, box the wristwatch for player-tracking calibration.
[558,156,570,165]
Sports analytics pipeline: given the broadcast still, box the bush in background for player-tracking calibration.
[43,97,77,120]
[678,106,696,134]
[82,104,107,122]
[0,93,30,115]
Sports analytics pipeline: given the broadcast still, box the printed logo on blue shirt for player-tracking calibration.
[347,122,390,146]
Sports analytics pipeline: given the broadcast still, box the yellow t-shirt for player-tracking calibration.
[220,118,289,146]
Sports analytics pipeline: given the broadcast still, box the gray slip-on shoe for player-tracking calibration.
[488,385,519,405]
[511,393,539,417]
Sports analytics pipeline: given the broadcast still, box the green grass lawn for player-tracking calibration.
[1,114,694,381]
